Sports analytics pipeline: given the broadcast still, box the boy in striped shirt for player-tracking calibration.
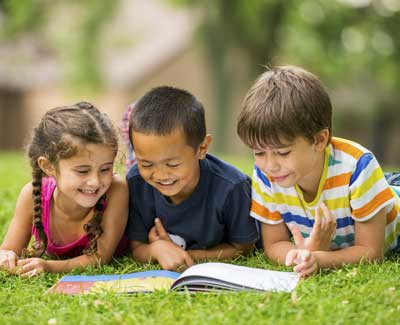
[237,65,400,277]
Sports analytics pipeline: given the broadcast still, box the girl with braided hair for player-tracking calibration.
[0,102,128,276]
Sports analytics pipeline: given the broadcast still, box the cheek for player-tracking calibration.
[103,174,114,185]
[139,169,151,180]
[176,167,193,181]
[254,156,265,171]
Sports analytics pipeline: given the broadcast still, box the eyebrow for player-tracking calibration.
[137,157,181,163]
[252,144,292,151]
[74,162,114,168]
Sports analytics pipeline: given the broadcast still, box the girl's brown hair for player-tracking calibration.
[23,102,118,257]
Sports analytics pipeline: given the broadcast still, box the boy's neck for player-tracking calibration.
[297,150,326,203]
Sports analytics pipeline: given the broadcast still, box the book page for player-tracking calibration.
[171,263,300,292]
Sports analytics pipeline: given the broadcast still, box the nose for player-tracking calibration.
[263,155,280,174]
[86,173,100,187]
[151,166,169,181]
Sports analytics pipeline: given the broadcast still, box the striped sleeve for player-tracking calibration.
[251,166,283,224]
[349,153,395,222]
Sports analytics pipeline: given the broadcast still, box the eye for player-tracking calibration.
[100,167,112,173]
[75,169,89,175]
[253,151,265,157]
[277,151,291,157]
[167,163,181,168]
[140,163,153,169]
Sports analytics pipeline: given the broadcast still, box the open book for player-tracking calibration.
[48,262,300,294]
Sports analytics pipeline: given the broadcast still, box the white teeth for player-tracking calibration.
[159,181,175,185]
[81,189,96,194]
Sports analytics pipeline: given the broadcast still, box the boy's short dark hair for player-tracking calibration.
[129,86,206,149]
[237,65,332,148]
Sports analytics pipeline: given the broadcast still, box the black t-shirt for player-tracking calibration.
[125,154,259,250]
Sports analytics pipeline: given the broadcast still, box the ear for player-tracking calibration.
[197,134,212,159]
[313,129,330,152]
[37,156,56,177]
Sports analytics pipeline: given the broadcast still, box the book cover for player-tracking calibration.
[48,270,180,294]
[48,263,300,294]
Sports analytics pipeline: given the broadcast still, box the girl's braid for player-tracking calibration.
[82,195,106,255]
[22,163,47,257]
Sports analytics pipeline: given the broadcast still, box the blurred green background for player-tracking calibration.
[0,0,399,165]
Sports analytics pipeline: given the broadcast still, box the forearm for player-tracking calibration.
[188,243,253,261]
[130,243,156,263]
[264,241,296,265]
[45,254,103,273]
[314,245,384,269]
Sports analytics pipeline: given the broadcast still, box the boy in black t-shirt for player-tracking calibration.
[126,86,258,271]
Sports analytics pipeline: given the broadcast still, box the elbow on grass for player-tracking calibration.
[361,247,384,264]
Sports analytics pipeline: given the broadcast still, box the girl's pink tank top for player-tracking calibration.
[32,177,90,257]
[32,177,127,258]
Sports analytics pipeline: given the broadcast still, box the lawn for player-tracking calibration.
[0,151,399,325]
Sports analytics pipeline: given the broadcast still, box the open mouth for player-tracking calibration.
[79,189,99,195]
[155,179,178,187]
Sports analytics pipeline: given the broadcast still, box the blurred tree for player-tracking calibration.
[0,0,119,91]
[282,0,400,163]
[0,0,46,36]
[171,0,292,152]
[173,0,400,163]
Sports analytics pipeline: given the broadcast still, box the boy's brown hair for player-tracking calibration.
[237,65,332,148]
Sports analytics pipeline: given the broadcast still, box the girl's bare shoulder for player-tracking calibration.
[109,174,128,196]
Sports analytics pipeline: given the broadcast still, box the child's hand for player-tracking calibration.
[289,203,336,251]
[148,218,172,243]
[285,249,318,277]
[150,240,194,272]
[16,258,48,277]
[0,250,19,272]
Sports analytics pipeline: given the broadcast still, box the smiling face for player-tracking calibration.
[253,130,329,199]
[132,128,210,205]
[41,143,116,211]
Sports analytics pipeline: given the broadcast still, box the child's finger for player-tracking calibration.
[296,264,316,277]
[320,203,336,234]
[320,202,330,217]
[314,207,326,234]
[285,249,298,266]
[315,207,324,231]
[7,255,17,270]
[154,218,170,241]
[299,260,318,277]
[148,226,159,242]
[20,268,39,278]
[320,203,334,225]
[0,253,17,270]
[288,224,304,248]
[184,253,194,268]
[17,260,32,272]
[17,258,31,266]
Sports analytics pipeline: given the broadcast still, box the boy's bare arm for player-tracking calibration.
[261,222,296,264]
[130,240,194,271]
[129,240,155,263]
[148,218,255,261]
[311,208,386,268]
[187,242,255,261]
[266,208,386,271]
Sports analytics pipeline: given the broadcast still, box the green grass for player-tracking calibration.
[0,151,399,325]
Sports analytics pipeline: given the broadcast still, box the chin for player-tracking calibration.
[275,179,296,188]
[158,187,180,197]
